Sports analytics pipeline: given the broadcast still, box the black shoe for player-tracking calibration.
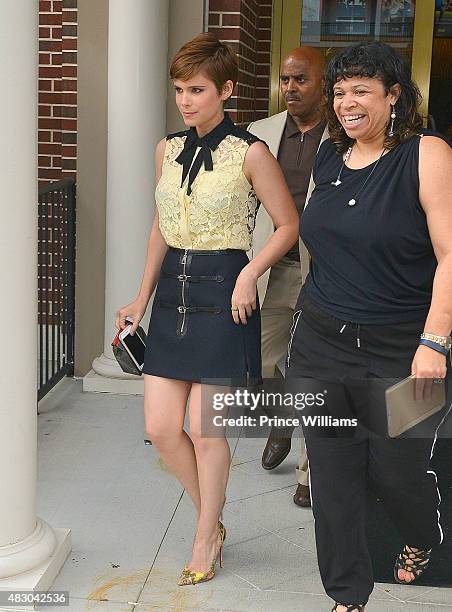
[293,484,311,507]
[393,545,432,584]
[261,432,291,470]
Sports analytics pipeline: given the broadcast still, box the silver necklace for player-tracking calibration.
[331,145,386,207]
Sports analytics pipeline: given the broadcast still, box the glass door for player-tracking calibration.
[271,0,437,128]
[428,2,452,136]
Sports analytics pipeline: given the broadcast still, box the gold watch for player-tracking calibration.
[420,333,452,351]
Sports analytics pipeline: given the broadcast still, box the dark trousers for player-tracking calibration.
[286,291,451,605]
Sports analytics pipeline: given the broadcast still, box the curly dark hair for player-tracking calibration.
[324,41,423,154]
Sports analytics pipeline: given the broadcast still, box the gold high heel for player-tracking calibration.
[178,521,226,586]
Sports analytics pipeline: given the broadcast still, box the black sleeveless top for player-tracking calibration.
[301,135,438,324]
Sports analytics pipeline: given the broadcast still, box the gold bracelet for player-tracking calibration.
[420,332,452,350]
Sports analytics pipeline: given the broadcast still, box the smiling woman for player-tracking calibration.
[324,41,422,154]
[287,40,452,612]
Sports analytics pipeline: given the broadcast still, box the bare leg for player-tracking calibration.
[144,375,201,515]
[186,383,230,572]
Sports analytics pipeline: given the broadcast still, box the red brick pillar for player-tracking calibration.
[38,0,77,187]
[208,0,273,126]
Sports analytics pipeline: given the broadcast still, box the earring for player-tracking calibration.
[388,104,396,137]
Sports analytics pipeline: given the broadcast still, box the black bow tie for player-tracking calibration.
[175,113,235,195]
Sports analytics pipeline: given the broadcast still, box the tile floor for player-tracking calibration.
[32,378,452,612]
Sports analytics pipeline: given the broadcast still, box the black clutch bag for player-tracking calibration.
[111,325,147,376]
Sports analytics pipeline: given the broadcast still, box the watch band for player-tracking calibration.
[420,332,452,350]
[419,338,449,356]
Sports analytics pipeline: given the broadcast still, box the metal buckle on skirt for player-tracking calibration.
[158,301,222,314]
[162,272,225,283]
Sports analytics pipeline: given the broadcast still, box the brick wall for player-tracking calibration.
[208,0,272,126]
[38,0,77,187]
[38,0,77,332]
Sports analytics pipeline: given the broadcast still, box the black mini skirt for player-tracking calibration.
[143,247,262,385]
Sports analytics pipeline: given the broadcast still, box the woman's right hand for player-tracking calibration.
[115,297,147,334]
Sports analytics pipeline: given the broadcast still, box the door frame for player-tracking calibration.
[270,0,435,125]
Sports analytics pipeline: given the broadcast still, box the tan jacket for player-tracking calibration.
[247,110,328,304]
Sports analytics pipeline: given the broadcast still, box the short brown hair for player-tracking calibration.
[170,33,238,94]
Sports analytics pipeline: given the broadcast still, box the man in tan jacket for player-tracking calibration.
[248,46,328,507]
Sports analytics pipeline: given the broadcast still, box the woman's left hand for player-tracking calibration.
[411,344,448,400]
[231,268,257,325]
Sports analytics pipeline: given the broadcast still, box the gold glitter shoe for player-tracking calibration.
[178,521,226,586]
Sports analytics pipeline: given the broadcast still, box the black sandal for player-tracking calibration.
[332,605,365,611]
[394,545,432,584]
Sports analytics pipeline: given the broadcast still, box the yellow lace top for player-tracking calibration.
[155,120,261,251]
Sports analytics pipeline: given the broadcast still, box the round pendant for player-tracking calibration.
[348,198,356,207]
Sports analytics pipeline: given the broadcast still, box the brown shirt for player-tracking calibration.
[277,115,326,260]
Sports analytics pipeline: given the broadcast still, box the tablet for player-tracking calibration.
[386,375,446,437]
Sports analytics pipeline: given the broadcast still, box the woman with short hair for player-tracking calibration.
[116,33,298,586]
[287,41,452,611]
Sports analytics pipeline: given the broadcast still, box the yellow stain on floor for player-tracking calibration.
[166,586,214,612]
[131,567,215,612]
[86,566,215,610]
[86,569,149,605]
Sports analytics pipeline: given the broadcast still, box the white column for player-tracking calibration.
[85,0,169,394]
[0,0,71,590]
